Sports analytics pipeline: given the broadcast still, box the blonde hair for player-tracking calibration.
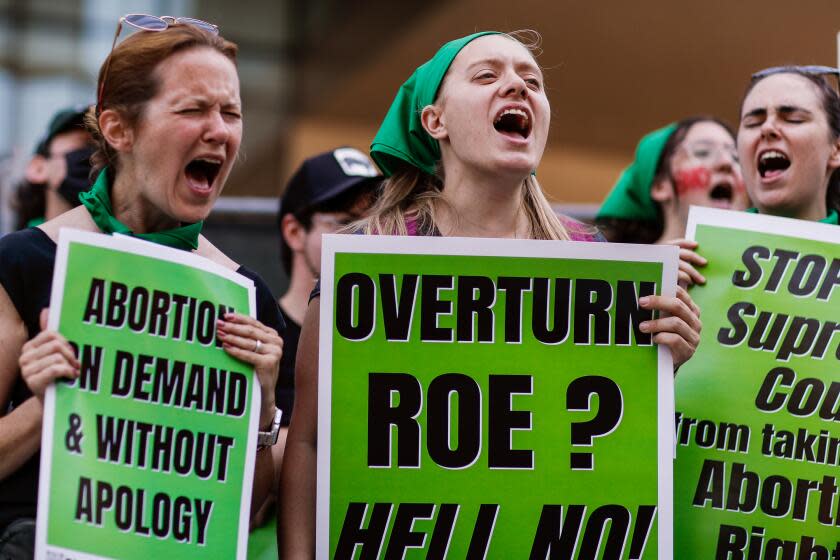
[359,30,570,240]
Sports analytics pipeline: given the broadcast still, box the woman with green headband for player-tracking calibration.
[279,30,702,556]
[596,117,748,284]
[0,20,283,547]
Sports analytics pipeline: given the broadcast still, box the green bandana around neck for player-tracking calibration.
[597,123,678,222]
[80,169,203,250]
[746,207,839,225]
[370,31,502,177]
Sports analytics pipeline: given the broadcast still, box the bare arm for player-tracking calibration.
[279,297,320,558]
[0,284,43,480]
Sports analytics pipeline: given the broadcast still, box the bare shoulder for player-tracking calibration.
[37,207,98,243]
[195,235,238,271]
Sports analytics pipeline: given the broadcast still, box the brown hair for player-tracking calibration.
[85,24,238,180]
[741,68,840,214]
[358,31,572,240]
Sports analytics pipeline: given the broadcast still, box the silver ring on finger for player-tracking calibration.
[254,339,262,353]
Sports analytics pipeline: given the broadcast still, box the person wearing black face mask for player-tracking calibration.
[11,106,95,230]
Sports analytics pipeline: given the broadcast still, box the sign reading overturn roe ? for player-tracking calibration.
[318,235,678,559]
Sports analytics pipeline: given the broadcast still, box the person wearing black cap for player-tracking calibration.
[11,105,95,229]
[275,147,379,444]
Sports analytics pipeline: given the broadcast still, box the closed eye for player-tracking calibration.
[525,77,542,90]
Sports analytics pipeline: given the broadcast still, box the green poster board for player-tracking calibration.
[317,235,678,558]
[36,229,260,560]
[675,207,840,557]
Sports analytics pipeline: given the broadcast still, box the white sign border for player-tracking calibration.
[687,206,840,244]
[317,234,677,559]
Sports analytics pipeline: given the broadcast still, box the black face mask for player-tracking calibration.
[57,146,95,207]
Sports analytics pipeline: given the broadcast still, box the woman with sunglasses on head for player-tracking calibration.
[0,16,283,554]
[596,117,749,285]
[675,66,840,286]
[739,66,840,222]
[278,30,702,557]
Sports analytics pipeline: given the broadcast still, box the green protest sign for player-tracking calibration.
[35,229,260,560]
[317,235,678,558]
[675,207,840,557]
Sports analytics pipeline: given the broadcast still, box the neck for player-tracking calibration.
[436,164,530,238]
[280,261,317,325]
[761,197,827,222]
[111,169,179,233]
[656,203,687,243]
[45,190,73,220]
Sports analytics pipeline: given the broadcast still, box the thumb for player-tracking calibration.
[39,308,50,331]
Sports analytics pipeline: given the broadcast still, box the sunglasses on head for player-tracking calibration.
[96,14,220,115]
[751,65,840,92]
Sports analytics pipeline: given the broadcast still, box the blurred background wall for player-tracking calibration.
[1,0,838,291]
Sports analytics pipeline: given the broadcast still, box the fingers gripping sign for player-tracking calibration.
[19,307,80,399]
[216,312,284,425]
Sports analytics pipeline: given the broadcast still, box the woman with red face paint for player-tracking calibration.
[669,68,840,287]
[0,18,284,554]
[597,117,749,285]
[279,31,703,558]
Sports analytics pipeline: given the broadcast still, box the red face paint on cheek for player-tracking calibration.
[674,167,711,195]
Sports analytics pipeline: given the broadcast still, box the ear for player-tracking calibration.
[650,177,675,204]
[98,109,134,153]
[420,104,448,141]
[281,214,307,252]
[25,155,49,183]
[828,135,840,172]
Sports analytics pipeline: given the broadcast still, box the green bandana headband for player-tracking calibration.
[597,123,678,222]
[370,31,502,177]
[80,169,203,250]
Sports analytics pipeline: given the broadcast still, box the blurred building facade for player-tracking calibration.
[2,0,838,287]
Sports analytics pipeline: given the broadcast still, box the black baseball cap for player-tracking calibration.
[278,147,381,222]
[278,147,382,275]
[34,105,91,156]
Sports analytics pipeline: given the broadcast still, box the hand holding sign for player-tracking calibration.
[566,375,624,470]
[19,308,80,399]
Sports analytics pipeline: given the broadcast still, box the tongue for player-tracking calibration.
[763,168,786,180]
[185,166,210,191]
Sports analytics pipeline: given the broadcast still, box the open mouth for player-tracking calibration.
[757,150,790,179]
[185,157,222,191]
[709,182,733,202]
[493,107,532,139]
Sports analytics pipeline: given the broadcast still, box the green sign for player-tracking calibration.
[675,207,840,557]
[318,235,678,558]
[36,230,260,559]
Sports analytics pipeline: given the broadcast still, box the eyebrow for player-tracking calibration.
[466,57,542,77]
[742,105,813,120]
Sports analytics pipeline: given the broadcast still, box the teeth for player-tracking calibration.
[760,150,787,162]
[494,108,529,124]
[196,157,222,165]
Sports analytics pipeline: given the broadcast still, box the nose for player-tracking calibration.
[759,115,780,141]
[202,110,230,144]
[500,72,528,99]
[713,148,737,172]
